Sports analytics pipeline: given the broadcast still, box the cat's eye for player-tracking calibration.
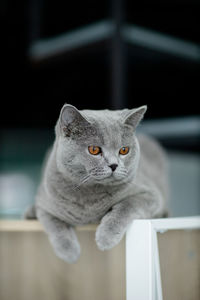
[119,147,129,155]
[88,146,102,155]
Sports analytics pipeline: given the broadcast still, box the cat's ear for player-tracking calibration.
[59,104,90,136]
[123,105,147,129]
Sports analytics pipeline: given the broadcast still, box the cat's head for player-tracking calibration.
[55,104,147,186]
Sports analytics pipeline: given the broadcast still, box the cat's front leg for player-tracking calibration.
[37,207,81,263]
[95,189,163,250]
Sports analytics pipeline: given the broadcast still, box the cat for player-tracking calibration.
[24,104,168,263]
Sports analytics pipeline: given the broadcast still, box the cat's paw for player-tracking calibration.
[50,234,81,263]
[95,216,124,251]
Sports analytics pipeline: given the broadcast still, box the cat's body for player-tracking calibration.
[36,134,167,226]
[25,105,168,263]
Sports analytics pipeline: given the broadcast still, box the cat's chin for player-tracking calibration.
[93,174,126,185]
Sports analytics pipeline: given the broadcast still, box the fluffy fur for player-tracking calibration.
[25,104,168,263]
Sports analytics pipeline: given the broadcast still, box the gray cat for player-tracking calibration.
[25,104,168,263]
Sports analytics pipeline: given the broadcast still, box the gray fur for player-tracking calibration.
[25,104,168,263]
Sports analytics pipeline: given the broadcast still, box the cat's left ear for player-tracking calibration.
[59,104,91,137]
[123,105,147,129]
[60,104,89,128]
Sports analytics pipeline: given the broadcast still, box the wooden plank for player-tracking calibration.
[158,230,200,300]
[0,220,97,232]
[1,220,200,300]
[0,225,125,300]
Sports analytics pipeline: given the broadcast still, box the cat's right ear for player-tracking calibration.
[59,104,90,136]
[123,105,147,130]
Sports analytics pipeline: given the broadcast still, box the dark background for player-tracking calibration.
[1,0,200,129]
[0,0,200,220]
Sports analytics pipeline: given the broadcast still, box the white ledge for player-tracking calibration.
[133,216,200,232]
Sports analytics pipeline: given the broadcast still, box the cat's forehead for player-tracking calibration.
[81,109,133,145]
[82,109,120,121]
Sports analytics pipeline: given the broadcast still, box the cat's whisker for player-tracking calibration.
[72,174,91,190]
[119,171,128,176]
[118,169,128,175]
[90,170,108,176]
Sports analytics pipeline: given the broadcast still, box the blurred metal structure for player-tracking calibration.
[28,0,200,109]
[29,22,200,63]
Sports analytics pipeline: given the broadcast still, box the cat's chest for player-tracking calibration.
[64,187,115,211]
[49,185,123,225]
[42,176,136,225]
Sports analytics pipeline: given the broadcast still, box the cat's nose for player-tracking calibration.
[109,164,118,172]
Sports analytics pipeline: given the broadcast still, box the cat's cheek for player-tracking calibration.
[119,154,130,168]
[86,154,104,169]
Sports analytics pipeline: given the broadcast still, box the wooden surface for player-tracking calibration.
[0,220,97,232]
[158,230,200,300]
[0,221,199,300]
[0,221,126,300]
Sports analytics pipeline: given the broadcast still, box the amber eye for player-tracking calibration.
[88,146,101,155]
[119,147,129,155]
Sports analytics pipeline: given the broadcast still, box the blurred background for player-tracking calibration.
[0,0,200,218]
